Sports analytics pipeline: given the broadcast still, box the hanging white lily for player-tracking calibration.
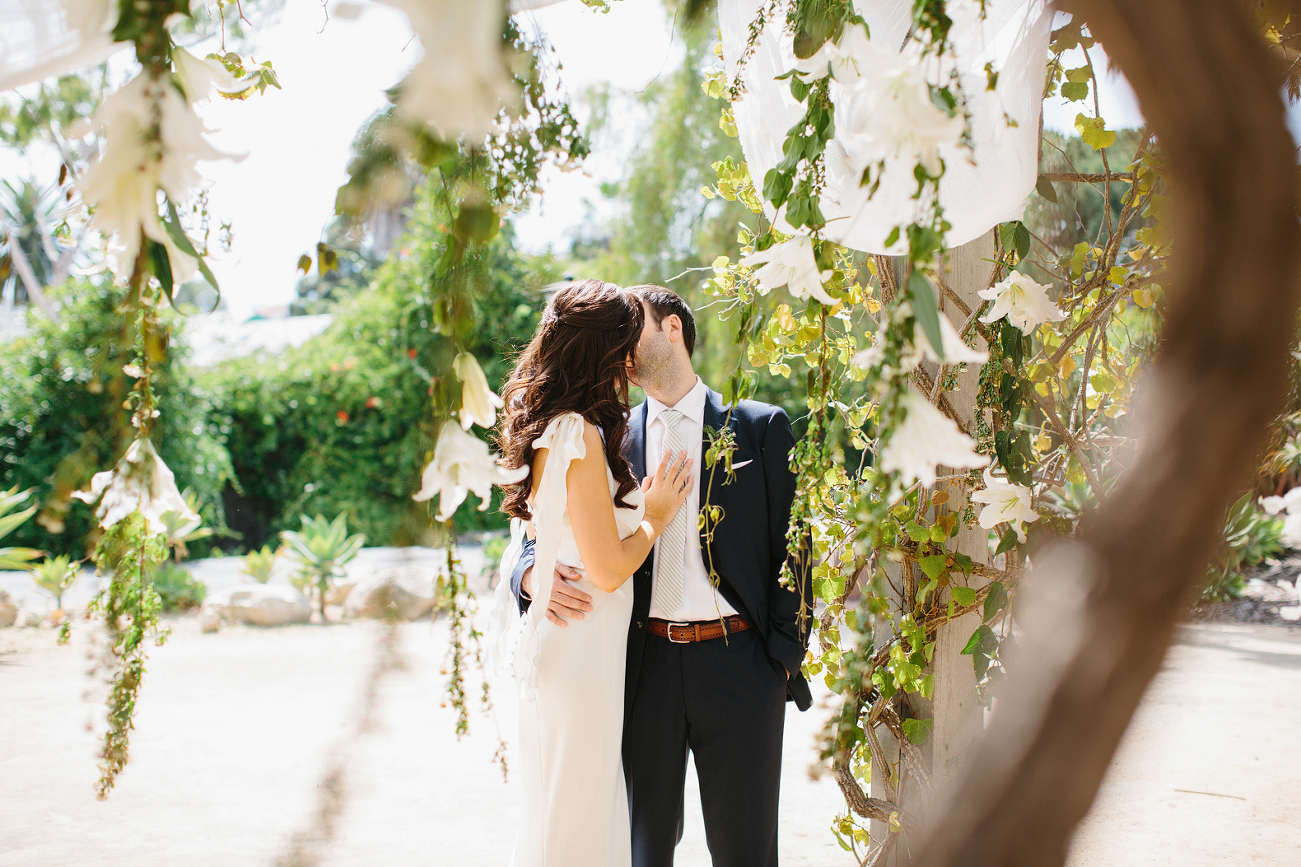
[878,392,985,487]
[72,437,199,534]
[379,0,522,140]
[453,351,504,429]
[979,272,1067,334]
[75,68,227,281]
[908,313,987,368]
[851,311,986,373]
[739,235,836,305]
[171,48,256,103]
[789,21,875,83]
[414,421,528,521]
[970,466,1039,542]
[833,40,967,180]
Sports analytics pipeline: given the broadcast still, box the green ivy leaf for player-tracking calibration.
[908,272,945,363]
[983,580,1008,622]
[902,717,933,745]
[995,526,1019,555]
[1060,81,1089,101]
[763,168,793,208]
[1035,176,1059,204]
[919,554,948,580]
[163,200,220,295]
[951,586,977,607]
[1075,113,1117,150]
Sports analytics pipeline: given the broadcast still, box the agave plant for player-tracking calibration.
[0,486,41,571]
[30,555,79,609]
[160,487,215,563]
[241,544,278,583]
[280,513,365,620]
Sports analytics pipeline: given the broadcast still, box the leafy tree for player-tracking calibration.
[0,279,233,558]
[203,181,560,550]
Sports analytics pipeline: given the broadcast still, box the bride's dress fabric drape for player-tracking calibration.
[490,412,643,867]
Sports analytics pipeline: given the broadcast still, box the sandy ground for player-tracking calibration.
[2,613,1299,865]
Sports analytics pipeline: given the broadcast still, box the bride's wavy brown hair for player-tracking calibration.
[498,280,644,520]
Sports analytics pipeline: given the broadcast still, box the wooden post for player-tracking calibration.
[870,231,996,851]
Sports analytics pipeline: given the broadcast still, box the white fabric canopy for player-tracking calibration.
[719,0,1053,254]
[0,0,122,93]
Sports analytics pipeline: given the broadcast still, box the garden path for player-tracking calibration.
[0,590,1298,865]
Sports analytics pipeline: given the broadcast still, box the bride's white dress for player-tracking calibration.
[491,412,644,867]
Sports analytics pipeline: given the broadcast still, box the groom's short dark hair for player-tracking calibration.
[630,285,696,357]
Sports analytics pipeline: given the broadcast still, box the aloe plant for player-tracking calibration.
[0,486,41,571]
[30,555,78,609]
[160,487,215,563]
[241,544,278,583]
[280,513,365,620]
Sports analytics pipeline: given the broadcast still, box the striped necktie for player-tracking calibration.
[651,408,687,614]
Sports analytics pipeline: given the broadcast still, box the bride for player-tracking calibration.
[493,279,693,867]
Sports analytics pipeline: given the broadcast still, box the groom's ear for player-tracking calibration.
[664,314,683,343]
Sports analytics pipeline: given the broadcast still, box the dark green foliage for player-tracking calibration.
[0,280,233,558]
[1202,493,1284,602]
[202,207,557,550]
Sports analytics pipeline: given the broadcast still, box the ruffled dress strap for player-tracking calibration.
[494,412,587,699]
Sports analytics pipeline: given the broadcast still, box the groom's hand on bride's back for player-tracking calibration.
[520,564,594,627]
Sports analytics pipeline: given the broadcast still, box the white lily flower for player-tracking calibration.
[879,392,985,487]
[835,41,966,179]
[789,22,874,83]
[979,272,1066,334]
[1260,487,1301,516]
[908,313,988,368]
[852,312,986,373]
[453,352,504,430]
[72,437,198,534]
[76,71,228,280]
[1261,487,1301,549]
[970,466,1039,542]
[414,421,527,521]
[739,235,836,305]
[171,48,255,102]
[378,0,522,139]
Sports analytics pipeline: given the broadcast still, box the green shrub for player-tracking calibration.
[30,554,78,608]
[1203,493,1284,602]
[281,513,365,620]
[152,562,207,612]
[200,201,556,550]
[0,279,233,559]
[241,544,277,582]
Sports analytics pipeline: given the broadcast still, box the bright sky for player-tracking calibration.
[194,0,1153,318]
[11,1,1301,319]
[195,0,681,317]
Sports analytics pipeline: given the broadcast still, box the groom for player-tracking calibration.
[511,285,812,867]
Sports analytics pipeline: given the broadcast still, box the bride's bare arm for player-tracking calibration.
[555,421,691,593]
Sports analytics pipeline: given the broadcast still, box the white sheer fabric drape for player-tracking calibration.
[0,0,122,93]
[719,0,1053,254]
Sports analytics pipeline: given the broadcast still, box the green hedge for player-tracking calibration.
[0,280,233,558]
[200,222,557,550]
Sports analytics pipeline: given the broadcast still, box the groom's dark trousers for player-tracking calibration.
[513,390,812,867]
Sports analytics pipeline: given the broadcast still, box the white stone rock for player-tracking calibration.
[208,584,312,627]
[344,573,438,621]
[198,602,223,633]
[0,598,16,628]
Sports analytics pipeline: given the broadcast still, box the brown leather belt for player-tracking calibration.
[647,615,750,643]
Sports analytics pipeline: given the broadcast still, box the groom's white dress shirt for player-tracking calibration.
[645,376,739,623]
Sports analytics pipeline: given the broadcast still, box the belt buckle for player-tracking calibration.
[665,621,693,643]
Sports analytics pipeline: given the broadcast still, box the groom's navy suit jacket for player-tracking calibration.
[512,388,813,716]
